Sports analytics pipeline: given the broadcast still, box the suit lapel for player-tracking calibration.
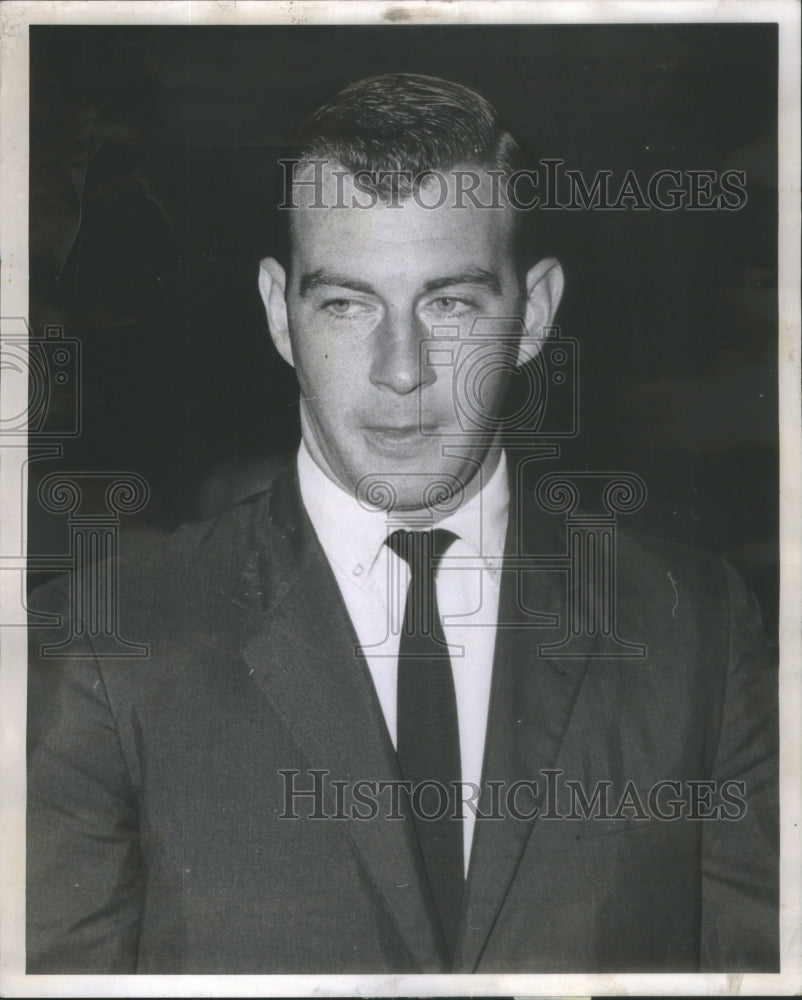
[237,470,448,971]
[226,465,612,971]
[456,484,593,972]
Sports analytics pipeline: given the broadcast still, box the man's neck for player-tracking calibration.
[297,440,510,574]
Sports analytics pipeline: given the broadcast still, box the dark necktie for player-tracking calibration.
[386,528,464,960]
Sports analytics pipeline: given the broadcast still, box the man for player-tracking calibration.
[27,74,778,974]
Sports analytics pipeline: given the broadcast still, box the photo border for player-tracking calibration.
[1,1,799,996]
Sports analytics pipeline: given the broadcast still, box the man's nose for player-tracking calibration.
[369,310,435,395]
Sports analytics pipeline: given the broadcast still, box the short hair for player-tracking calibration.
[273,73,535,275]
[295,72,525,195]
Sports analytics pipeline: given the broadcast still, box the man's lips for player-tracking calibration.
[364,424,428,438]
[362,423,439,453]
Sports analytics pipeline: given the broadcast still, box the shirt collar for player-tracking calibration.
[297,442,509,583]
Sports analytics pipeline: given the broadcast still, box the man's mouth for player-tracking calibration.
[362,424,437,454]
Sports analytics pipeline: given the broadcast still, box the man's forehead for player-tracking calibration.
[287,161,516,252]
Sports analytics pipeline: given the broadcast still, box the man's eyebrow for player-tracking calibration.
[298,270,377,297]
[422,269,503,295]
[298,267,503,298]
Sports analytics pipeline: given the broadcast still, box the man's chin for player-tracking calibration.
[350,464,473,517]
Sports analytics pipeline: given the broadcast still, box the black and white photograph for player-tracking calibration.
[0,0,799,995]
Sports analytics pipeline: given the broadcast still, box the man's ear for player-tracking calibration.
[258,257,294,368]
[517,257,565,367]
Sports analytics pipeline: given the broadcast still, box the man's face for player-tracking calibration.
[260,165,561,512]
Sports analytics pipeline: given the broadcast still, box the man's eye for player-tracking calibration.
[429,296,474,316]
[322,298,372,318]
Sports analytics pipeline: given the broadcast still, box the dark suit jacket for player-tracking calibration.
[27,465,778,974]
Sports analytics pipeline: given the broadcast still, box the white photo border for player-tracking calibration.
[1,1,799,996]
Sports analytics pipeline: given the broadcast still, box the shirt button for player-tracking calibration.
[353,563,364,577]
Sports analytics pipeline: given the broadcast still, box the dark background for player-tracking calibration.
[27,24,778,635]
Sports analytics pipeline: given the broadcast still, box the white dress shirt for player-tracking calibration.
[297,443,509,873]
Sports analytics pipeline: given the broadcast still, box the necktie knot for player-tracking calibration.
[385,528,457,574]
[386,529,457,642]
